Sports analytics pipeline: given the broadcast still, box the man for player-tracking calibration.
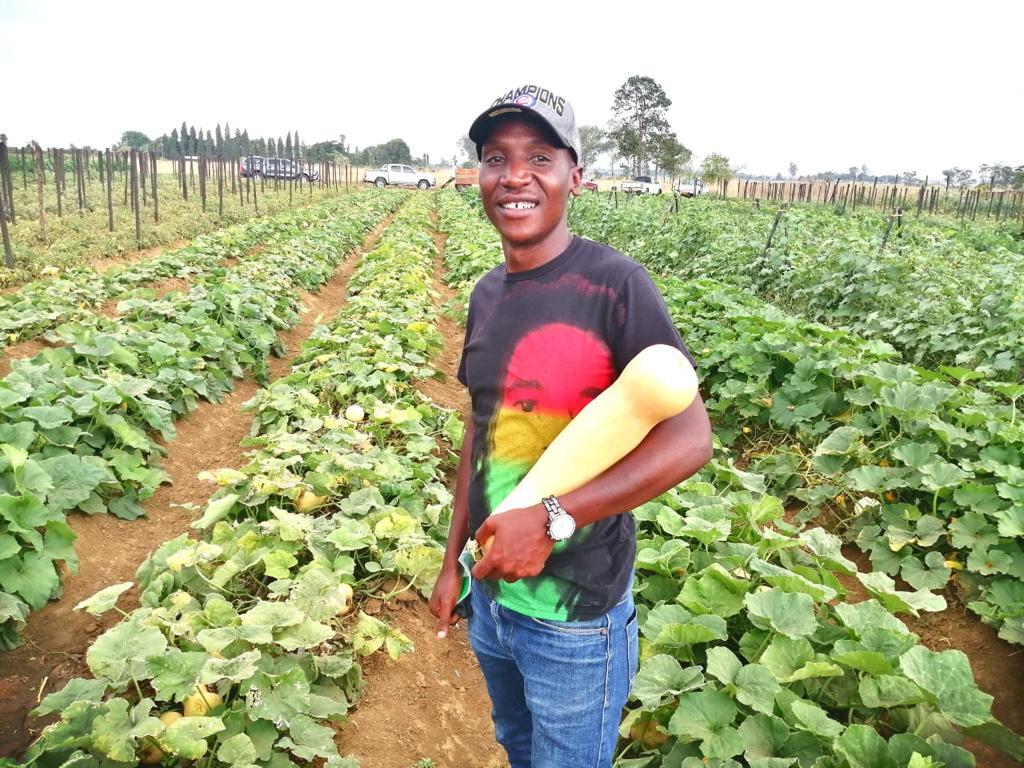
[429,85,713,768]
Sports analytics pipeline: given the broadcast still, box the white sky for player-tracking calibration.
[2,0,1020,179]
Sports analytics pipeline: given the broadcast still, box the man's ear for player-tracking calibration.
[569,164,583,197]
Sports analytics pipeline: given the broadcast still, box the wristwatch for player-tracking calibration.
[542,496,576,541]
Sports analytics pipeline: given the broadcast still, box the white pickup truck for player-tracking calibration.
[363,164,436,190]
[620,175,662,195]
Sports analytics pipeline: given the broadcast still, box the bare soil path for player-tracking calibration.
[336,222,507,768]
[0,212,399,758]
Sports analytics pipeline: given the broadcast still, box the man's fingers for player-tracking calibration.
[472,549,495,581]
[474,518,495,549]
[436,603,453,638]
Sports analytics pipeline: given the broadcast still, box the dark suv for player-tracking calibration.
[239,156,319,182]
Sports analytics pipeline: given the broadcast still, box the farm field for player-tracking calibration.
[1,167,352,288]
[0,188,1021,768]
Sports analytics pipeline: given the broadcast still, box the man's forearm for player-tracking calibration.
[442,419,475,570]
[559,397,713,528]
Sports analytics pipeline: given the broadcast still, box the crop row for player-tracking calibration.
[0,191,404,649]
[0,213,301,351]
[559,198,1024,645]
[436,191,1021,766]
[569,194,1024,379]
[16,194,462,768]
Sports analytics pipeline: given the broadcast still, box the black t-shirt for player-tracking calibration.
[458,235,693,620]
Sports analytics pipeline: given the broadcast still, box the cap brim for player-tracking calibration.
[468,103,576,162]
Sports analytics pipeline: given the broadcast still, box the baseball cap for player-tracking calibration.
[469,84,581,165]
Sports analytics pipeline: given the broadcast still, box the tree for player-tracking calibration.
[224,122,232,155]
[860,164,869,179]
[188,127,197,156]
[578,125,610,170]
[699,153,732,192]
[655,134,691,181]
[788,162,797,179]
[849,166,859,181]
[458,135,477,162]
[215,124,223,155]
[119,131,151,150]
[285,132,293,160]
[609,75,675,176]
[942,167,973,190]
[901,170,917,185]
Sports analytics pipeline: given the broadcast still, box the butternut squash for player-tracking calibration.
[481,344,697,551]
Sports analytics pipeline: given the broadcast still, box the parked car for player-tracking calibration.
[621,175,662,195]
[674,178,706,197]
[363,164,435,190]
[581,177,599,192]
[240,156,319,182]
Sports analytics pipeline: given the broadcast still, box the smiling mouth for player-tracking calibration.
[499,201,537,210]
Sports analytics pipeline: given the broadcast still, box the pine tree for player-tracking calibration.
[171,128,180,159]
[181,121,189,153]
[215,124,223,155]
[269,137,276,157]
[285,131,292,159]
[294,131,301,160]
[224,122,232,155]
[189,127,197,156]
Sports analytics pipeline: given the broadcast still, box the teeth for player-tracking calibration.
[501,201,536,210]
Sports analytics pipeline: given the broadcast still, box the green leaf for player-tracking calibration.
[86,617,167,685]
[73,582,133,616]
[22,405,74,429]
[91,698,160,762]
[798,527,857,574]
[858,675,925,708]
[147,649,208,700]
[789,699,844,738]
[31,678,109,716]
[244,667,310,723]
[261,550,298,579]
[758,635,813,680]
[899,646,993,727]
[241,601,304,632]
[735,663,781,715]
[277,713,339,761]
[834,724,897,768]
[38,455,111,512]
[744,588,818,638]
[668,690,741,759]
[217,733,258,767]
[325,517,375,551]
[815,426,862,455]
[738,713,791,762]
[200,650,261,685]
[705,646,742,685]
[830,640,894,675]
[835,600,911,637]
[350,612,413,659]
[162,716,225,760]
[192,494,240,530]
[631,654,704,709]
[274,618,334,651]
[653,614,728,648]
[856,571,946,615]
[678,564,748,617]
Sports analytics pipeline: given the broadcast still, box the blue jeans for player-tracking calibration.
[468,582,639,768]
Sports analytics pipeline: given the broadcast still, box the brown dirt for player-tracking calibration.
[0,338,54,377]
[0,215,398,759]
[336,600,506,768]
[335,218,504,768]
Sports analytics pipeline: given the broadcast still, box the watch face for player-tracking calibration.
[549,514,576,540]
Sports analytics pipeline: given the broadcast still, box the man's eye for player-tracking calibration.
[484,155,504,165]
[532,154,550,163]
[514,399,537,413]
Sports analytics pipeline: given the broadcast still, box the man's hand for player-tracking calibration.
[472,503,554,582]
[429,564,464,639]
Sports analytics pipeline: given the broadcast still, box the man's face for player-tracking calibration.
[478,116,582,251]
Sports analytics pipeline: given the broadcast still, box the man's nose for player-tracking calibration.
[501,158,530,187]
